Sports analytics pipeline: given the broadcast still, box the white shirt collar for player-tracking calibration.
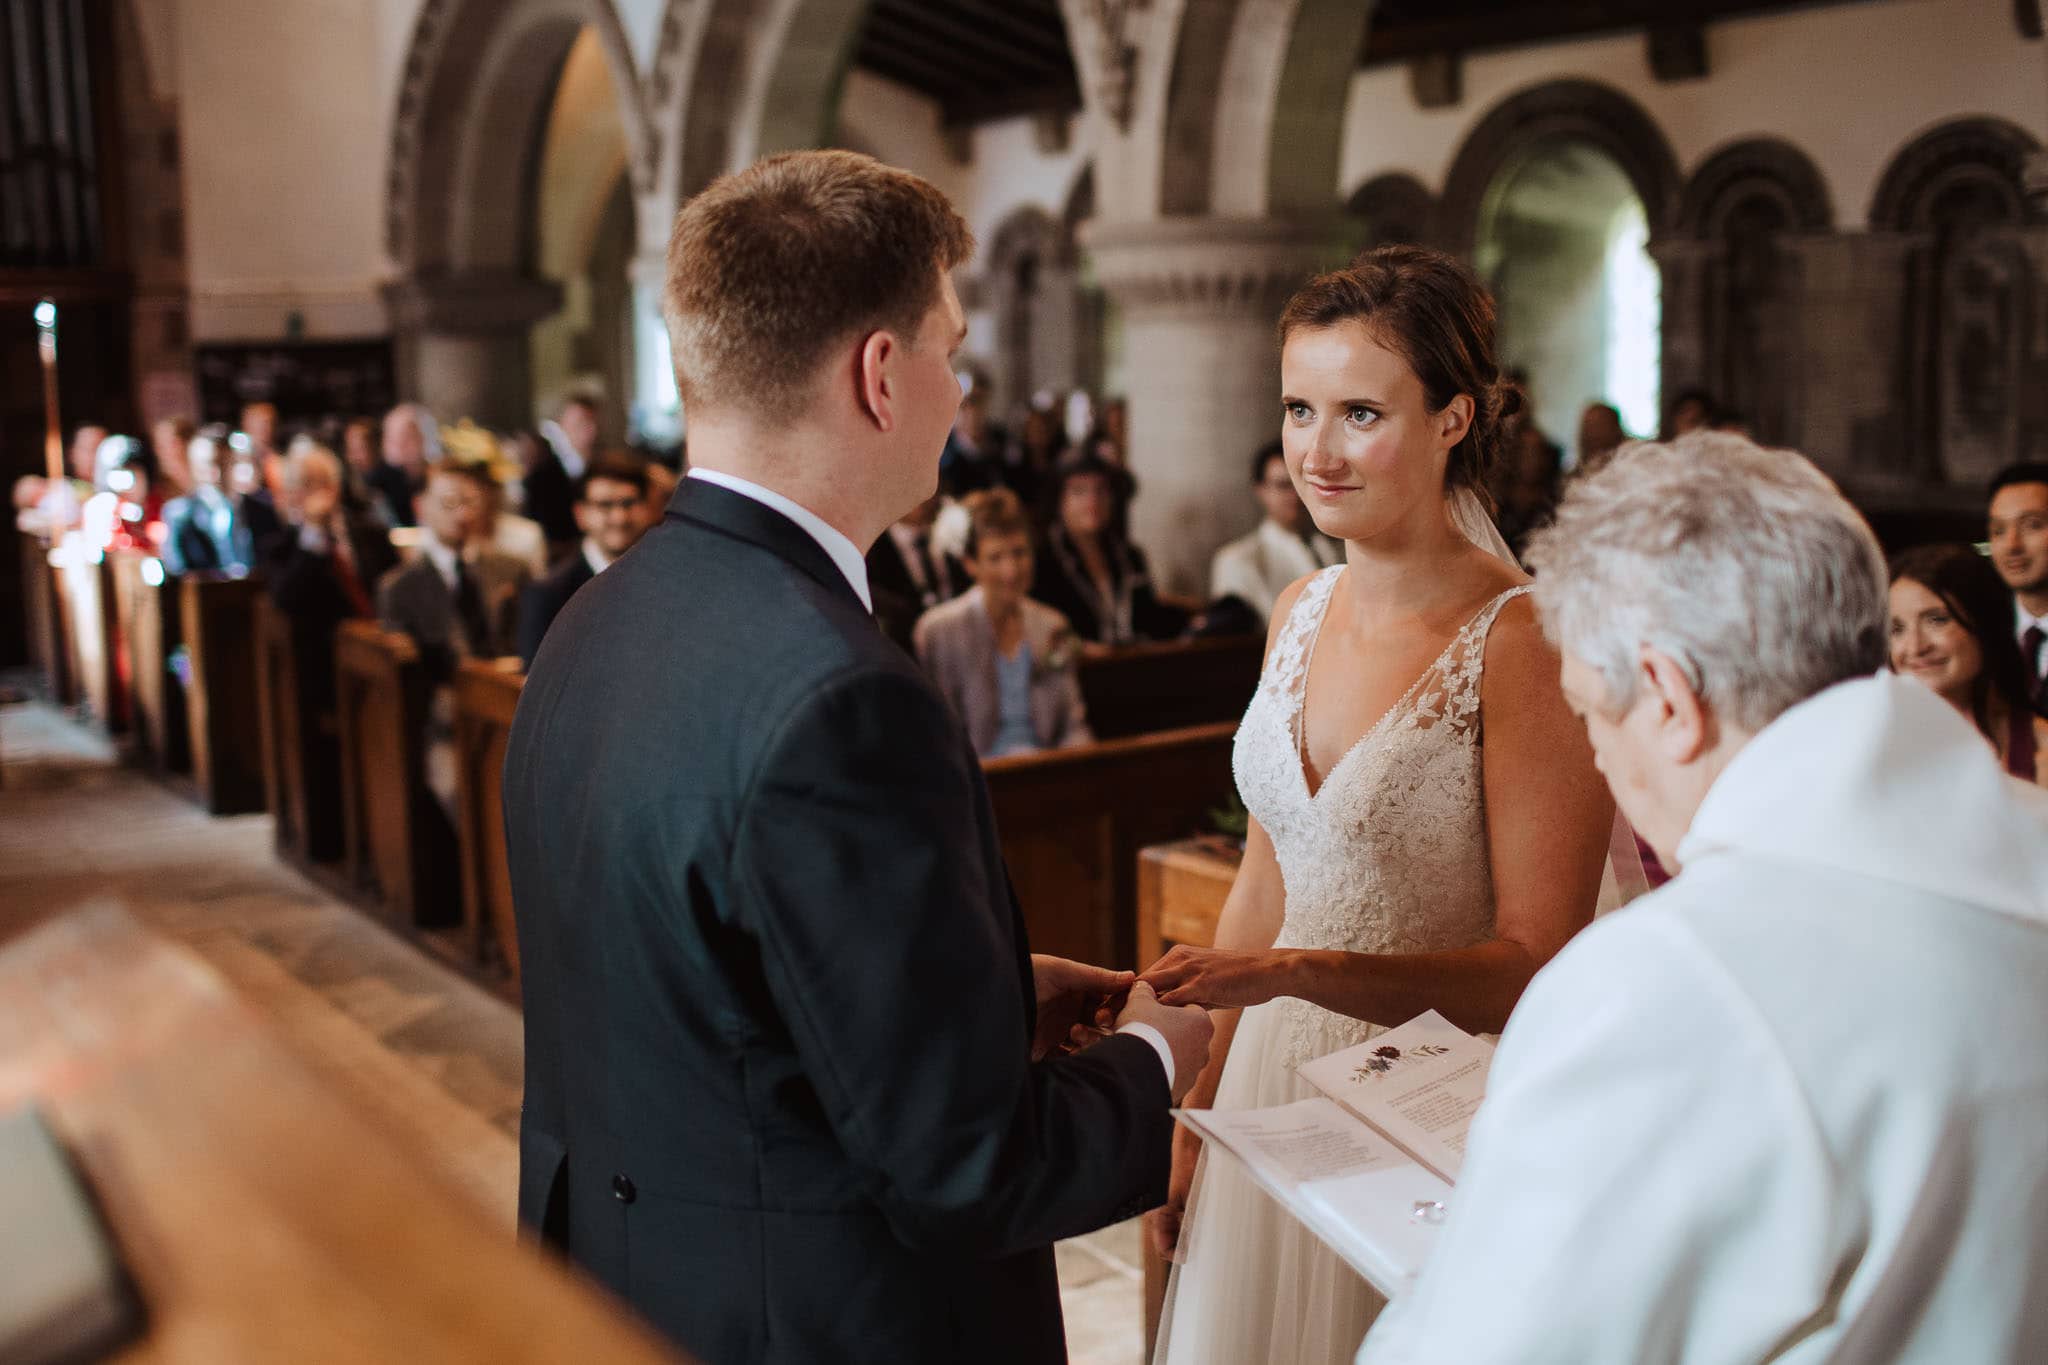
[419,530,462,589]
[685,468,873,612]
[542,422,587,481]
[582,537,614,578]
[2018,598,2048,639]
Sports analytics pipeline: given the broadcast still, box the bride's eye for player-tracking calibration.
[1346,405,1378,427]
[1285,401,1313,423]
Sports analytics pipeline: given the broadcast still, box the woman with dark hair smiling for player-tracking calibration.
[1889,543,2046,784]
[1031,450,1187,646]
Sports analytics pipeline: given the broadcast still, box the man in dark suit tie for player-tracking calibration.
[1990,463,2048,719]
[376,462,530,679]
[505,151,1210,1365]
[524,395,601,559]
[516,453,653,668]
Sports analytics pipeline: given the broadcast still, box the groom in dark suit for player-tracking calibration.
[504,151,1210,1365]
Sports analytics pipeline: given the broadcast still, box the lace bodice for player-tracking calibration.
[1233,566,1529,1066]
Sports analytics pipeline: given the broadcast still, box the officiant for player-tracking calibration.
[1358,433,2048,1363]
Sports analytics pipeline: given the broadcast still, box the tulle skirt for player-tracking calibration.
[1152,996,1388,1365]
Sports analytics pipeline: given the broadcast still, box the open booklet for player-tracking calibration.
[1172,1010,1492,1296]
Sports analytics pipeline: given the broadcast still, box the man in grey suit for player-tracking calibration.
[505,151,1211,1365]
[376,461,529,678]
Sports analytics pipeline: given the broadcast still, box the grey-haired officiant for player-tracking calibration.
[1359,433,2048,1363]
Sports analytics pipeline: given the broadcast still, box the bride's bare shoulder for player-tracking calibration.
[1261,568,1328,662]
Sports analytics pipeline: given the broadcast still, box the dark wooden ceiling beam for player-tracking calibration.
[863,2,1069,86]
[1359,0,1886,66]
[939,83,1083,131]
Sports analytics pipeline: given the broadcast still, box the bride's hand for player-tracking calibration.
[1147,1126,1203,1261]
[1139,944,1286,1010]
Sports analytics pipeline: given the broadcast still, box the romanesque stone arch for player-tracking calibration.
[383,0,649,426]
[1345,172,1436,249]
[1870,118,2047,485]
[652,0,868,215]
[1870,116,2045,232]
[386,0,645,275]
[1436,78,1682,257]
[1668,138,1832,448]
[1677,138,1832,240]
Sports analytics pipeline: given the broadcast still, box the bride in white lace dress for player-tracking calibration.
[1145,248,1621,1365]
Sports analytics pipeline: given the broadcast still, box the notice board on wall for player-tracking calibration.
[193,338,396,427]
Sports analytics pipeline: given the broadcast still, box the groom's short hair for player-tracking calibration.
[662,151,974,419]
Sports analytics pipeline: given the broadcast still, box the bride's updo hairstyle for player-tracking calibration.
[1278,245,1520,499]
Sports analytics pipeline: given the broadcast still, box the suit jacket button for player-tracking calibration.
[612,1174,636,1204]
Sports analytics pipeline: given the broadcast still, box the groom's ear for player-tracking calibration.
[1639,646,1711,765]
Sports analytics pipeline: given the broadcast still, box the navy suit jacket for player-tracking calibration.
[504,478,1170,1364]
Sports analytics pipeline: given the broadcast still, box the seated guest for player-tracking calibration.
[378,462,529,679]
[379,462,529,815]
[257,444,395,863]
[240,401,284,500]
[868,491,965,650]
[526,395,600,555]
[266,443,395,624]
[1574,400,1626,474]
[1209,439,1340,624]
[1889,543,2046,785]
[339,417,383,519]
[368,402,437,528]
[1492,418,1564,560]
[159,433,284,573]
[1988,461,2048,714]
[149,416,196,499]
[1660,385,1715,439]
[1358,433,2048,1363]
[938,387,1005,496]
[913,488,1091,758]
[442,420,549,575]
[1033,450,1187,646]
[518,454,653,668]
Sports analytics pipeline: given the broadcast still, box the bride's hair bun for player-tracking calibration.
[1281,245,1512,497]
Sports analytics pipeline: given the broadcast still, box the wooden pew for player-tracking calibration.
[19,530,75,704]
[983,722,1240,968]
[1078,635,1262,740]
[254,594,347,865]
[180,573,269,814]
[453,659,526,979]
[55,543,127,733]
[0,904,691,1365]
[333,620,460,930]
[109,548,188,775]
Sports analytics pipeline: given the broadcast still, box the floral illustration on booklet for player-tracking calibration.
[1350,1041,1451,1082]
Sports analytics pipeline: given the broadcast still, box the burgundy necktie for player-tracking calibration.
[2025,625,2046,701]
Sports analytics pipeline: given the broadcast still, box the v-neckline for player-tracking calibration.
[1290,573,1508,803]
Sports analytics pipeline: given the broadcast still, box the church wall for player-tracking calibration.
[179,0,424,341]
[1339,0,2046,230]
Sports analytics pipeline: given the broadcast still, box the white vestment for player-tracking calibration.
[1360,673,2048,1364]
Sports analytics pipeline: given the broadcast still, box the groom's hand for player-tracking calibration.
[1030,955,1135,1061]
[1115,982,1212,1103]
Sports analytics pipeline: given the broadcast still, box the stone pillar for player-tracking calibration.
[1781,232,1920,489]
[1083,216,1354,596]
[383,270,563,431]
[1646,236,1718,424]
[628,248,682,447]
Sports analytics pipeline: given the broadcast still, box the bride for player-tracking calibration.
[1143,247,1621,1364]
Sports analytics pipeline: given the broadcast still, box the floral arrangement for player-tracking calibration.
[1350,1040,1450,1082]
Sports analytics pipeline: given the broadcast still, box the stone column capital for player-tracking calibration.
[2026,149,2048,214]
[1079,216,1357,319]
[382,270,563,334]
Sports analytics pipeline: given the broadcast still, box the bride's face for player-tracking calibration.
[1279,322,1469,545]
